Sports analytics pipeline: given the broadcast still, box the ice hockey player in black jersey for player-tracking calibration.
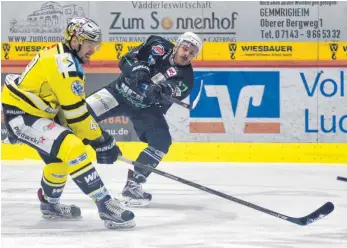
[86,32,202,207]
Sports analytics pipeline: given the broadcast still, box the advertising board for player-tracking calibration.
[2,1,346,42]
[2,69,346,143]
[165,68,347,143]
[2,42,347,61]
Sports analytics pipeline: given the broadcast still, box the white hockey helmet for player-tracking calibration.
[175,31,202,57]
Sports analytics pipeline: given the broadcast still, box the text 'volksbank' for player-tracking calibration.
[301,71,347,133]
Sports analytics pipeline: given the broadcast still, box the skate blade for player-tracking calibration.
[42,214,83,221]
[122,197,150,207]
[104,219,136,230]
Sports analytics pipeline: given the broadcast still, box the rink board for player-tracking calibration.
[1,143,347,164]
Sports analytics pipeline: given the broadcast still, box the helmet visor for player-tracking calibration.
[83,39,102,51]
[180,41,200,58]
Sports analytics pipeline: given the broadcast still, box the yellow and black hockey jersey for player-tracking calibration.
[1,43,102,141]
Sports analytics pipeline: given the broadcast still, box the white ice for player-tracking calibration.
[1,161,346,248]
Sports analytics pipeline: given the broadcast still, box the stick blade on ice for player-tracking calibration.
[291,202,334,226]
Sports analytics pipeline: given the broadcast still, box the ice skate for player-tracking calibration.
[122,178,152,207]
[96,195,136,229]
[37,188,82,220]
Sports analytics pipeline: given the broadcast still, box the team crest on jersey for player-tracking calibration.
[71,80,84,96]
[151,44,165,56]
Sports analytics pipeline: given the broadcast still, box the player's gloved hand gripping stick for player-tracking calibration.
[160,79,203,110]
[142,69,204,110]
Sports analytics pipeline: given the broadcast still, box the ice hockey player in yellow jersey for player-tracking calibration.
[1,17,135,229]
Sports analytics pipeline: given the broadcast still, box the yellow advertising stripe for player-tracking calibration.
[2,42,346,61]
[204,42,318,61]
[202,42,346,61]
[92,42,204,61]
[1,143,347,164]
[93,42,141,61]
[1,42,55,60]
[317,42,347,60]
[0,42,204,61]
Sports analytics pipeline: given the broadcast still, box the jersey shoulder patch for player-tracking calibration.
[145,36,172,56]
[55,53,77,74]
[55,53,85,80]
[151,44,165,56]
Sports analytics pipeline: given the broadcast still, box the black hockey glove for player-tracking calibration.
[145,80,179,104]
[158,80,178,97]
[129,62,151,88]
[89,131,122,164]
[145,84,162,104]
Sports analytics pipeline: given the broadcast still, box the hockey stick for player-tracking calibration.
[161,94,193,109]
[118,156,334,226]
[161,79,204,110]
[337,176,347,182]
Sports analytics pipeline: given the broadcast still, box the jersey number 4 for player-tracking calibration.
[90,119,99,130]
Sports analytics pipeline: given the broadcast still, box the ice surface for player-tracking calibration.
[1,161,346,248]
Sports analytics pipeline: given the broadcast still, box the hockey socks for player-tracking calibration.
[129,146,165,182]
[70,163,109,201]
